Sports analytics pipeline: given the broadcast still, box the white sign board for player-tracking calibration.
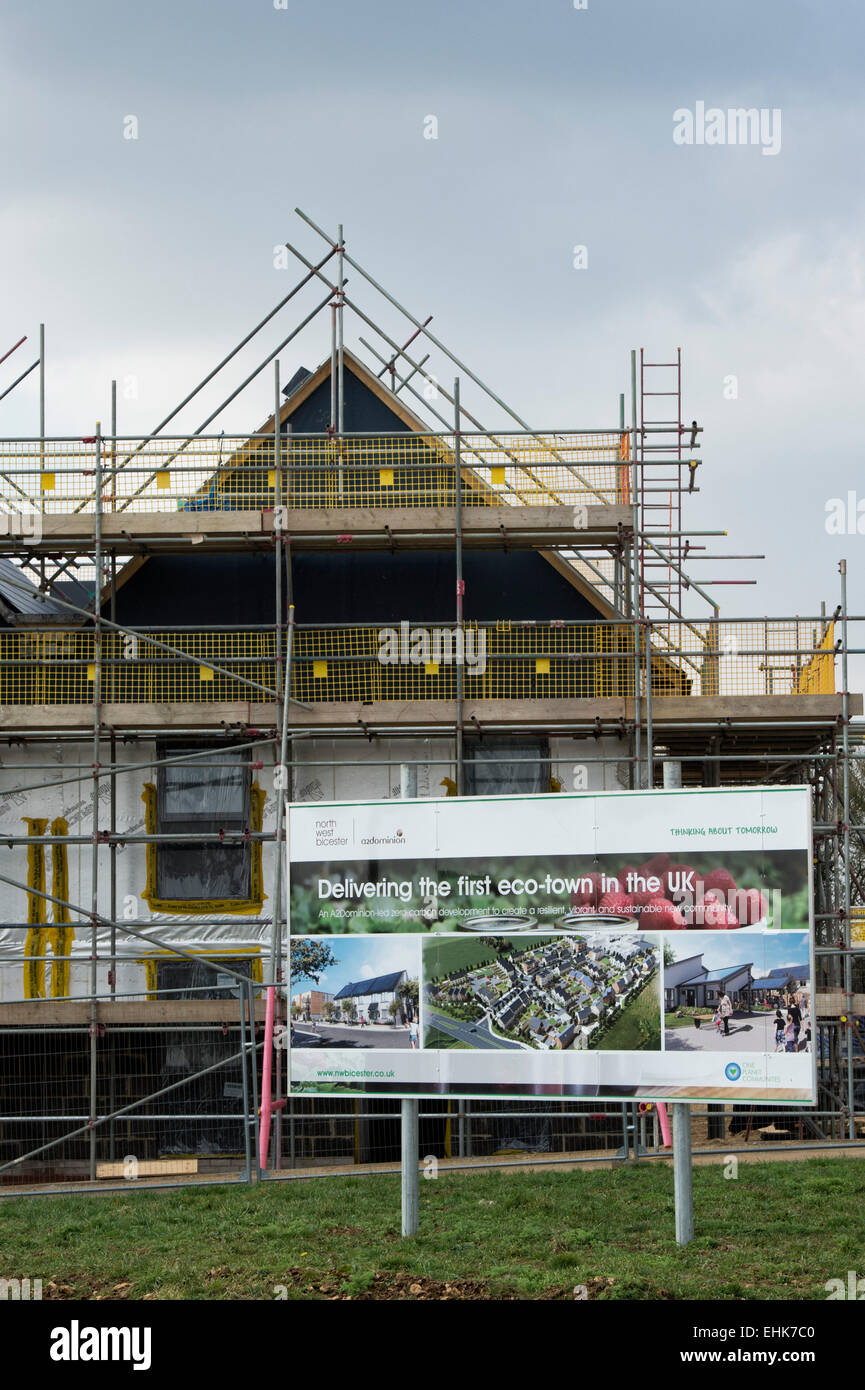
[287,787,816,1102]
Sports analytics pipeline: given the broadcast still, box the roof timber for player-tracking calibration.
[4,503,629,558]
[0,694,856,734]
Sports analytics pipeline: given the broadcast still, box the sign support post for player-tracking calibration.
[401,1098,419,1237]
[672,1101,694,1246]
[400,762,419,1237]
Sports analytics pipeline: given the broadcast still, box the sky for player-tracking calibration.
[670,931,810,974]
[1,0,864,654]
[292,935,419,997]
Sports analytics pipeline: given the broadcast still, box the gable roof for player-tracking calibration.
[333,969,406,1000]
[105,347,613,619]
[0,559,89,627]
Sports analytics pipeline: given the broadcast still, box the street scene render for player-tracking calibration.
[424,932,659,1052]
[664,932,811,1054]
[291,937,419,1050]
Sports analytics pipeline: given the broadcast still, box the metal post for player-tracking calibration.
[400,762,420,1234]
[330,297,337,433]
[39,323,45,439]
[109,381,117,1001]
[239,984,253,1182]
[273,606,295,1166]
[270,605,294,983]
[274,362,283,698]
[89,422,103,1182]
[38,324,46,603]
[273,363,285,1169]
[454,378,465,795]
[630,352,642,780]
[337,224,345,436]
[645,618,653,788]
[401,1098,419,1237]
[616,1103,646,1159]
[614,390,625,612]
[400,763,417,800]
[840,559,855,1140]
[672,1102,694,1245]
[663,757,682,791]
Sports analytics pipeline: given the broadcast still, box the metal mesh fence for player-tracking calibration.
[1,935,861,1191]
[0,431,631,515]
[0,974,261,1188]
[0,619,836,706]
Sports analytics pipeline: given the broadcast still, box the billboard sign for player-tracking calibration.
[287,786,816,1102]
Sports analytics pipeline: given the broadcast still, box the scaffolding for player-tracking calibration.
[0,209,863,1191]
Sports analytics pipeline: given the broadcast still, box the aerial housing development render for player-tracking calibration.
[424,933,658,1051]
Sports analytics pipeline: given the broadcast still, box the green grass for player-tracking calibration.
[424,1025,469,1050]
[594,975,661,1051]
[0,1158,862,1300]
[422,934,556,980]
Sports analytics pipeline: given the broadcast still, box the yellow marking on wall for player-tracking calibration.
[49,818,72,997]
[22,817,73,999]
[23,818,49,1000]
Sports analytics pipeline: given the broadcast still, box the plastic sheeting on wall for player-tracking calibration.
[463,736,551,796]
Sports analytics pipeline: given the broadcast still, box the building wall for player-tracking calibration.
[0,740,276,1002]
[290,734,627,804]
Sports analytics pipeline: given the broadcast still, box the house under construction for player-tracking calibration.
[0,210,863,1186]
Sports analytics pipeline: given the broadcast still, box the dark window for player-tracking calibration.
[156,746,251,901]
[463,735,551,796]
[155,957,255,1000]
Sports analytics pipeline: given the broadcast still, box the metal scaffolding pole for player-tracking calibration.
[270,605,294,984]
[283,232,611,504]
[840,559,855,1139]
[109,380,118,1001]
[274,361,284,703]
[455,377,465,795]
[630,351,642,782]
[337,223,345,437]
[88,422,103,1182]
[273,362,286,1166]
[38,323,45,439]
[117,288,335,510]
[113,250,336,473]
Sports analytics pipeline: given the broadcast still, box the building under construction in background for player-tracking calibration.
[0,209,863,1189]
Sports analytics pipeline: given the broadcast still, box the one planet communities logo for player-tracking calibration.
[724,1062,742,1081]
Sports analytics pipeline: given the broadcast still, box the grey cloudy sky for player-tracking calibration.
[2,0,863,635]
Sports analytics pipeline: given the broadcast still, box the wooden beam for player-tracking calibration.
[96,1158,198,1178]
[0,999,266,1025]
[0,692,858,733]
